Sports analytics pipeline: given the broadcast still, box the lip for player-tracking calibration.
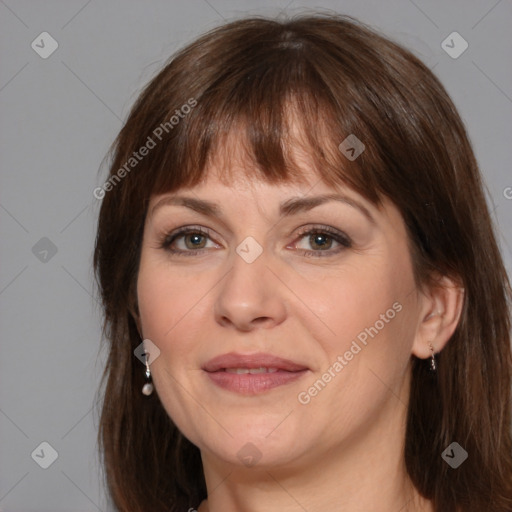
[203,352,310,395]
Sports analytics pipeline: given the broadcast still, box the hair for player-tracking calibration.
[93,13,512,512]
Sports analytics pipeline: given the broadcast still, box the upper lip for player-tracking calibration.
[203,352,309,372]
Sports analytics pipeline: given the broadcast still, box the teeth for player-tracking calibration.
[225,367,279,374]
[225,368,250,374]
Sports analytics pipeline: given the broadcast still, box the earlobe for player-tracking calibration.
[411,275,465,359]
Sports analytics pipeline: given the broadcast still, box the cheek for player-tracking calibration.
[136,261,211,426]
[295,263,403,350]
[137,257,205,340]
[297,254,416,401]
[137,267,173,340]
[297,288,414,438]
[136,257,220,412]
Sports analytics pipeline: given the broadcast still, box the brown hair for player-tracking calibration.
[93,14,512,512]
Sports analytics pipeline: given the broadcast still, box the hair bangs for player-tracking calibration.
[145,40,382,206]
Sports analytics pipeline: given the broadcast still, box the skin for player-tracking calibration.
[136,140,463,512]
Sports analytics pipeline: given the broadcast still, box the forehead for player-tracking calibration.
[152,170,320,208]
[149,137,329,210]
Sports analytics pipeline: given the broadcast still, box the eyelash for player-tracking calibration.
[158,224,352,258]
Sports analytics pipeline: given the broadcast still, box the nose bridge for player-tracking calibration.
[214,240,286,330]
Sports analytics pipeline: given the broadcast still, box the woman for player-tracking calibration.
[93,13,512,512]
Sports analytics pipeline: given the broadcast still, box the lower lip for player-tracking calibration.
[205,369,308,394]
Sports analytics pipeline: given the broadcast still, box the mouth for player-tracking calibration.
[202,352,309,395]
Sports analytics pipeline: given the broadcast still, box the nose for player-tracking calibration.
[214,249,287,332]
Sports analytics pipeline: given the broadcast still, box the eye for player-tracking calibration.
[292,226,352,257]
[159,226,219,256]
[158,224,352,258]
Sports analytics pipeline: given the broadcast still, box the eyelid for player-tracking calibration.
[294,224,349,240]
[290,224,352,256]
[158,225,220,254]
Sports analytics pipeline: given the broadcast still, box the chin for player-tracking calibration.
[190,417,315,471]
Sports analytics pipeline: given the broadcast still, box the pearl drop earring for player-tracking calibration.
[142,351,154,396]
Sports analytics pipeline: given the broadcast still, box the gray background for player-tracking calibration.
[1,0,511,510]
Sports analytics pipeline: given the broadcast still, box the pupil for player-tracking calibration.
[311,233,331,250]
[186,234,205,249]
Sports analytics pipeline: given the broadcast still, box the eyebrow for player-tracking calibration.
[150,193,375,224]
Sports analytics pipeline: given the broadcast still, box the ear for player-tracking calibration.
[411,275,465,358]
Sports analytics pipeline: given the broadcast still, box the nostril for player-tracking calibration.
[252,316,272,326]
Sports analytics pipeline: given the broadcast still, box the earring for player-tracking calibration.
[428,342,437,372]
[142,351,154,396]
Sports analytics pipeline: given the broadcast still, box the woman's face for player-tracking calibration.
[136,145,425,471]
